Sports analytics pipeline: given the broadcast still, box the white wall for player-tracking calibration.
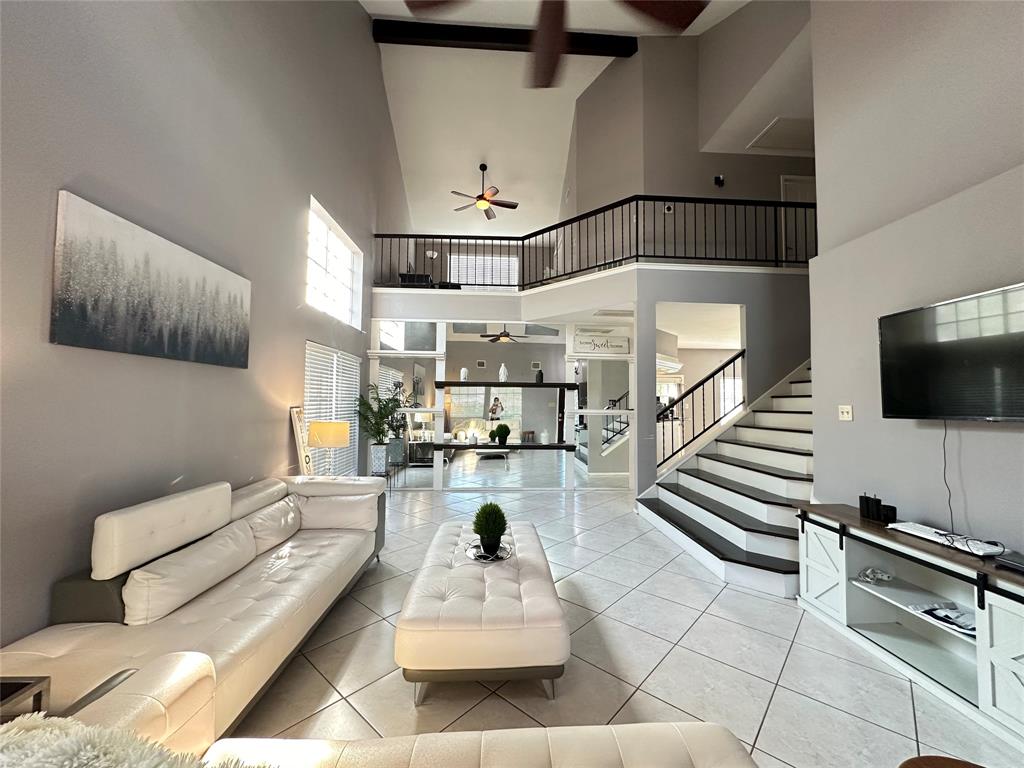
[809,1,1024,550]
[0,1,409,642]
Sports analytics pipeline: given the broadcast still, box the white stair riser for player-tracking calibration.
[790,381,812,396]
[656,488,798,559]
[753,411,813,429]
[600,435,629,456]
[715,440,813,475]
[772,397,813,412]
[734,426,813,451]
[638,504,797,597]
[675,470,798,528]
[696,456,812,500]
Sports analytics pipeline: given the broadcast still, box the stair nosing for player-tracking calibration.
[698,452,814,482]
[677,467,804,509]
[638,498,799,574]
[772,394,812,399]
[714,437,813,457]
[789,379,811,384]
[753,409,812,415]
[657,482,798,539]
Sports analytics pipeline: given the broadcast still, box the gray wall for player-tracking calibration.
[809,1,1024,550]
[0,1,409,643]
[675,348,742,390]
[635,269,811,490]
[443,341,564,437]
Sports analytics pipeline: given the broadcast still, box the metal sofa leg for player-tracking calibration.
[414,681,427,706]
[541,678,555,700]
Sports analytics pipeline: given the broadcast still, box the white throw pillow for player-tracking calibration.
[298,493,378,531]
[122,519,256,625]
[244,494,300,554]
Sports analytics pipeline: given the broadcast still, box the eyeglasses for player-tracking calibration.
[940,533,1006,557]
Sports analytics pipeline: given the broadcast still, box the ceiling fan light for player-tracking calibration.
[475,199,490,210]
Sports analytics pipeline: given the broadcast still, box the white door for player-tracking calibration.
[780,175,817,263]
[799,523,845,622]
[977,591,1024,734]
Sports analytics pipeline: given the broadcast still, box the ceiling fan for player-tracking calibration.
[481,324,527,343]
[405,0,710,87]
[452,163,519,221]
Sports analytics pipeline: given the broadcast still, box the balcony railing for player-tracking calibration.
[375,194,816,290]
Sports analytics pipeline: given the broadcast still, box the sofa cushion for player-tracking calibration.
[244,495,300,554]
[203,722,758,767]
[283,476,386,498]
[231,479,289,521]
[298,493,378,531]
[122,520,256,626]
[92,482,231,580]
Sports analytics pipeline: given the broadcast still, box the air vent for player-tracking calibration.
[594,309,634,318]
[531,361,542,370]
[748,117,814,153]
[476,360,486,368]
[577,327,617,335]
[525,324,559,337]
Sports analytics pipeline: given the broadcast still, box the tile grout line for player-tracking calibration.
[749,610,803,754]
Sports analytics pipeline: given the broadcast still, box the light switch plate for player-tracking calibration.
[838,405,854,421]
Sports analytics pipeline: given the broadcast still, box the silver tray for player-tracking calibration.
[465,542,514,562]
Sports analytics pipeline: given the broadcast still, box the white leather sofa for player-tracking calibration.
[203,723,757,767]
[0,475,385,755]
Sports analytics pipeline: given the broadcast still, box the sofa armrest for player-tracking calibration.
[73,652,216,756]
[50,569,127,624]
[280,475,386,498]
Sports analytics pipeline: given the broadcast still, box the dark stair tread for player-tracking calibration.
[678,467,805,509]
[699,453,814,482]
[657,483,798,539]
[736,424,813,435]
[789,379,812,384]
[638,498,798,574]
[715,437,813,457]
[772,394,812,399]
[753,409,812,415]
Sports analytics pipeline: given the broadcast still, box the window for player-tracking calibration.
[448,252,518,289]
[719,376,743,414]
[490,387,522,421]
[304,341,360,475]
[935,288,1024,342]
[306,196,363,329]
[378,364,404,397]
[449,387,486,418]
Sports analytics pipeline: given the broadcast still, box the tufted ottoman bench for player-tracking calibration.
[394,521,570,704]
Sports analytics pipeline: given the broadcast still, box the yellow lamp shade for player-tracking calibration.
[307,421,350,449]
[414,412,432,423]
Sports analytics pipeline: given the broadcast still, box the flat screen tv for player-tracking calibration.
[879,283,1024,421]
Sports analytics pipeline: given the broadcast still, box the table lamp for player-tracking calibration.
[307,421,350,451]
[413,412,432,441]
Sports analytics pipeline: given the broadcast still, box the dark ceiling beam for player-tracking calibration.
[372,19,638,58]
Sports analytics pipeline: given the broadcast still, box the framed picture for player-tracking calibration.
[50,191,251,368]
[290,406,313,476]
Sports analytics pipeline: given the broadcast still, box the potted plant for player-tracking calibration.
[358,383,403,474]
[473,502,507,556]
[494,423,511,446]
[488,428,498,444]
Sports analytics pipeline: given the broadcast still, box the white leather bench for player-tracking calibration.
[394,521,569,704]
[204,723,757,767]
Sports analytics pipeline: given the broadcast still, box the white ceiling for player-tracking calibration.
[361,1,748,37]
[656,302,742,349]
[379,44,609,235]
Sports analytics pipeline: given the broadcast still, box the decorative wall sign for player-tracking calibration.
[573,334,630,354]
[290,406,314,476]
[50,191,251,368]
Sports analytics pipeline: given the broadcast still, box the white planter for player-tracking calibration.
[370,443,388,474]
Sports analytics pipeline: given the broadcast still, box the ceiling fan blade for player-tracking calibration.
[451,190,476,199]
[484,185,499,199]
[619,0,709,31]
[454,203,475,211]
[489,200,519,209]
[509,335,528,338]
[484,206,496,221]
[405,0,464,13]
[509,337,519,343]
[531,0,567,88]
[488,336,500,343]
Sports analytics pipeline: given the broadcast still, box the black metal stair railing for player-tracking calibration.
[375,195,816,290]
[656,349,745,468]
[602,390,630,449]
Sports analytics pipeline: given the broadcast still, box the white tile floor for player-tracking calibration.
[236,490,1024,768]
[394,450,630,490]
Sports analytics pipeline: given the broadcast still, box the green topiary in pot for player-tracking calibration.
[473,502,507,556]
[494,423,511,446]
[488,428,498,443]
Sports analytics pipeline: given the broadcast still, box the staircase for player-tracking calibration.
[639,363,812,597]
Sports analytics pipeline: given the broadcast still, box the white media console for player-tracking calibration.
[797,504,1024,752]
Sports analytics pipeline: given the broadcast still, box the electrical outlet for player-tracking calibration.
[838,405,854,422]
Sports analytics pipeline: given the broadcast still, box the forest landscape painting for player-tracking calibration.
[50,191,250,368]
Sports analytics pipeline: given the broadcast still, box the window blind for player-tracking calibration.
[303,340,361,476]
[448,253,518,289]
[378,364,404,397]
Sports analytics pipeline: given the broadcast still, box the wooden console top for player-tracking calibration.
[796,503,1024,592]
